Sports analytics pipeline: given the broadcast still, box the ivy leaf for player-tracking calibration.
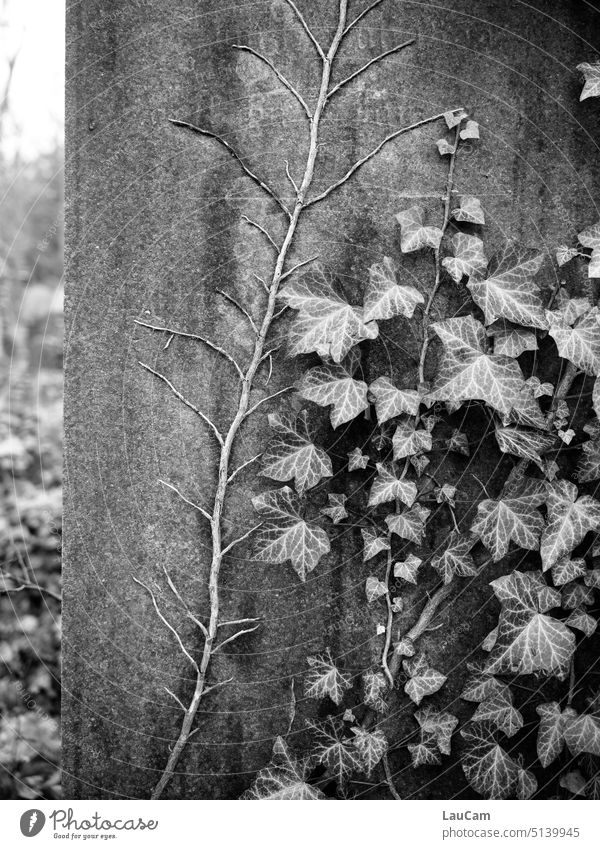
[351,727,388,776]
[577,434,600,483]
[436,138,455,156]
[361,527,390,562]
[365,576,388,604]
[584,568,600,589]
[577,62,600,100]
[551,558,587,586]
[517,769,537,800]
[442,233,487,283]
[363,256,425,322]
[444,108,468,128]
[461,673,508,703]
[561,581,594,610]
[452,195,485,224]
[470,493,544,562]
[467,243,546,328]
[348,447,369,470]
[460,722,520,800]
[408,735,442,767]
[427,316,527,416]
[411,454,430,477]
[565,608,597,637]
[482,626,499,652]
[525,376,554,399]
[471,687,524,737]
[305,650,351,705]
[414,707,459,755]
[363,670,388,713]
[431,532,477,584]
[536,702,566,767]
[261,411,333,493]
[309,719,362,789]
[553,292,591,325]
[368,463,418,508]
[488,322,538,358]
[547,306,600,376]
[241,736,325,800]
[502,381,546,430]
[494,426,555,471]
[392,419,433,459]
[446,428,470,456]
[485,570,576,680]
[279,271,378,363]
[394,553,423,584]
[540,480,600,571]
[369,376,420,422]
[298,360,369,428]
[563,708,600,756]
[386,504,431,544]
[396,206,443,253]
[556,246,579,266]
[319,493,348,525]
[403,654,447,705]
[252,487,330,581]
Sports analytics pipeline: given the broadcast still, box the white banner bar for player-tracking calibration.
[0,800,597,849]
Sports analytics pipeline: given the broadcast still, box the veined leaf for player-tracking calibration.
[553,292,591,325]
[485,570,576,680]
[565,608,597,636]
[305,650,351,705]
[551,558,587,586]
[488,322,538,358]
[279,271,378,363]
[536,702,566,767]
[495,426,555,471]
[298,360,368,428]
[452,195,485,224]
[427,316,528,416]
[431,532,477,584]
[408,735,442,767]
[261,411,333,493]
[563,708,600,756]
[363,256,424,322]
[442,233,487,283]
[579,221,600,249]
[471,687,524,737]
[525,376,554,399]
[577,434,600,483]
[392,418,433,459]
[471,494,545,562]
[547,306,600,376]
[396,206,443,253]
[386,504,431,544]
[242,736,325,800]
[252,487,330,581]
[348,447,370,470]
[394,553,423,584]
[309,719,362,789]
[467,243,546,328]
[363,670,388,713]
[403,654,447,705]
[460,722,520,800]
[368,462,418,508]
[351,727,388,776]
[561,580,594,610]
[361,527,390,562]
[446,428,470,456]
[320,493,348,524]
[517,769,537,800]
[556,245,579,266]
[414,707,458,755]
[461,673,508,703]
[577,63,600,100]
[369,376,420,423]
[540,480,600,571]
[366,576,388,603]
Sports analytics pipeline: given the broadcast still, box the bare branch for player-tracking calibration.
[282,0,325,59]
[383,753,402,800]
[132,576,199,671]
[203,677,234,697]
[284,160,300,195]
[169,118,291,218]
[232,45,312,120]
[164,687,187,712]
[159,479,212,522]
[139,362,225,445]
[266,354,274,385]
[305,110,460,208]
[254,272,270,293]
[216,289,259,335]
[245,386,296,418]
[218,617,262,628]
[241,214,280,252]
[0,572,61,602]
[221,523,263,555]
[136,319,246,381]
[212,625,261,655]
[279,254,320,281]
[343,0,386,36]
[227,452,263,484]
[327,40,416,100]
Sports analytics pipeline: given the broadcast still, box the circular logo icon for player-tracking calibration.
[20,810,46,837]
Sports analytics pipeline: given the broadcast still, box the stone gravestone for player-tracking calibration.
[64,0,600,798]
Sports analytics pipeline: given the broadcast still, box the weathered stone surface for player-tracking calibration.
[65,0,600,798]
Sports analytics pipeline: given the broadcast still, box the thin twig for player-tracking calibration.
[381,549,394,686]
[139,363,225,446]
[232,45,312,119]
[241,215,280,252]
[227,453,263,484]
[164,687,187,712]
[218,617,262,628]
[216,289,259,335]
[327,40,415,100]
[221,524,263,555]
[305,110,461,207]
[282,0,325,58]
[245,386,296,418]
[0,573,61,602]
[136,320,246,381]
[287,678,297,735]
[284,160,300,195]
[159,479,212,522]
[132,576,199,672]
[279,254,320,281]
[212,624,261,654]
[203,677,234,697]
[343,0,386,35]
[169,118,291,218]
[382,752,402,800]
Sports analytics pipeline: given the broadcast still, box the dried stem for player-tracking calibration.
[241,215,280,252]
[382,752,402,799]
[327,40,415,100]
[216,289,259,336]
[232,45,312,119]
[282,0,325,59]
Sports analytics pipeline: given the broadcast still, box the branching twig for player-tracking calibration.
[327,40,415,100]
[221,524,263,555]
[241,215,280,252]
[343,0,386,36]
[227,453,263,484]
[159,479,212,521]
[132,576,199,672]
[212,624,261,654]
[216,289,259,336]
[282,0,325,59]
[233,45,312,119]
[279,254,320,281]
[0,573,61,602]
[245,386,296,418]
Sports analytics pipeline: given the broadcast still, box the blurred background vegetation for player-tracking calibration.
[0,0,63,799]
